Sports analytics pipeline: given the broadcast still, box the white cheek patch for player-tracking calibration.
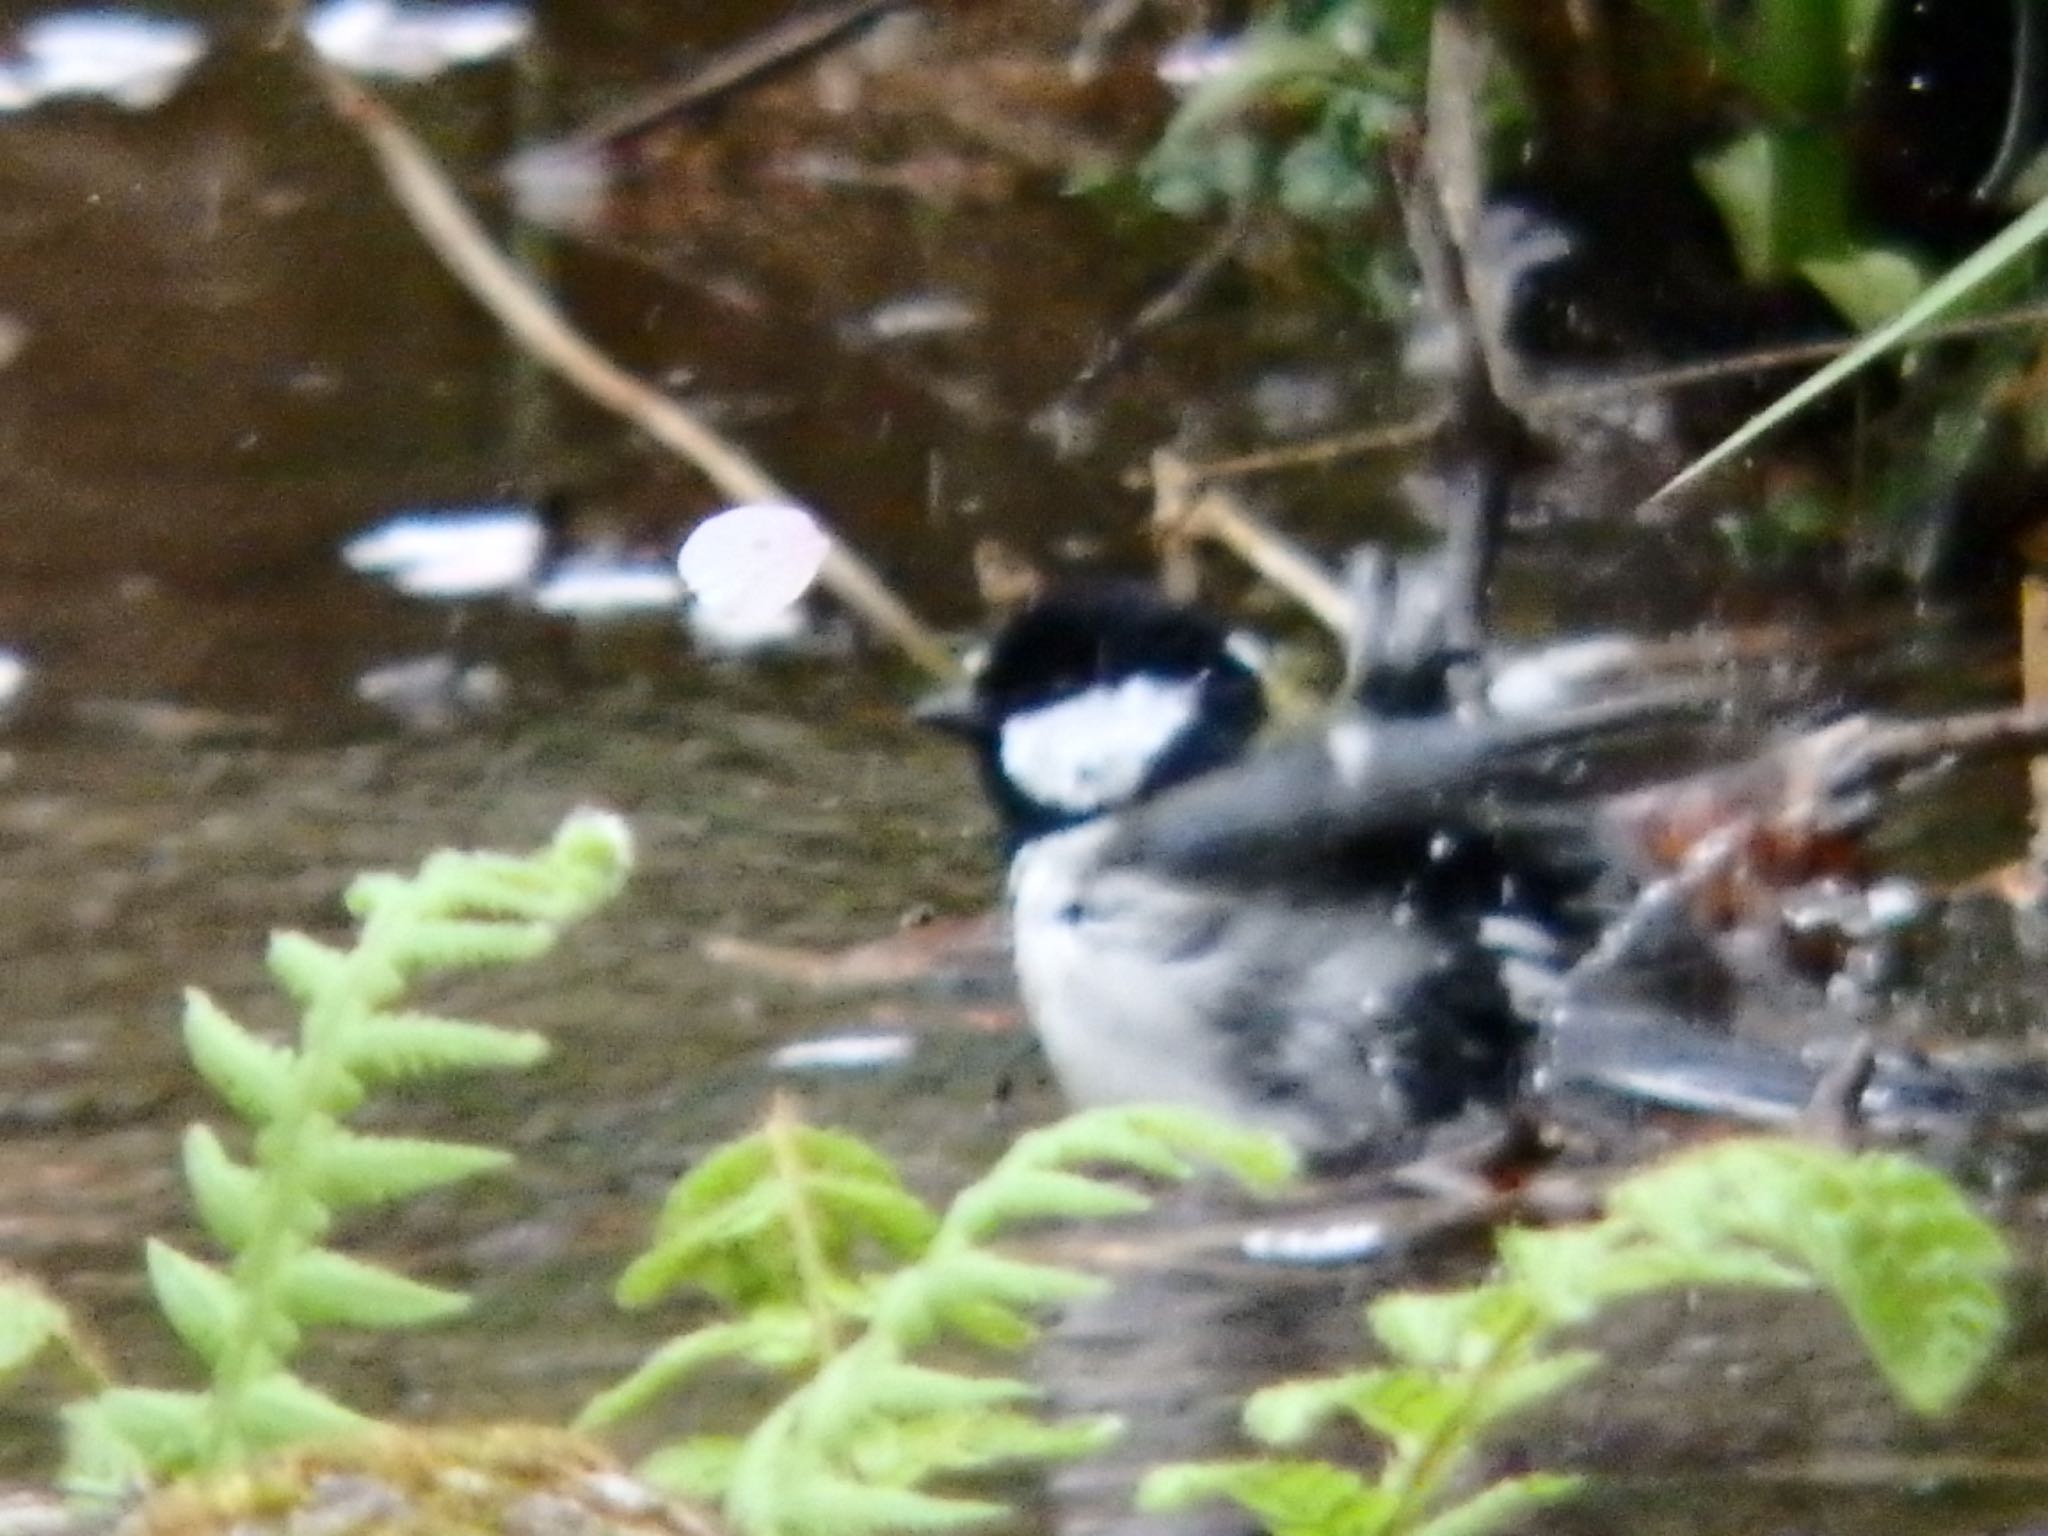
[999,674,1203,813]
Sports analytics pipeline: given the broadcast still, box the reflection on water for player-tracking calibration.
[0,6,2044,1534]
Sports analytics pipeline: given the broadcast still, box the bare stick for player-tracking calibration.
[317,66,959,682]
[1150,451,1355,636]
[534,0,907,161]
[1122,299,2048,489]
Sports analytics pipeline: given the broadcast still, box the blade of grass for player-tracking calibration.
[1648,189,2048,506]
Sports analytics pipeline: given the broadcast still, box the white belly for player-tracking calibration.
[1006,826,1324,1142]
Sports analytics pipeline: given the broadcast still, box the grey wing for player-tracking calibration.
[1195,896,1527,1158]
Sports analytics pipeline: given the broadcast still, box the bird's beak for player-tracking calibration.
[911,683,985,737]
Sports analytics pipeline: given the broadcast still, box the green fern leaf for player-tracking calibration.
[265,931,349,1005]
[0,1274,69,1379]
[846,1408,1121,1487]
[575,1310,818,1431]
[884,1251,1105,1348]
[1410,1473,1585,1536]
[1609,1140,2010,1414]
[818,1359,1034,1424]
[231,1371,373,1448]
[306,1128,512,1208]
[86,1386,211,1471]
[145,1240,245,1367]
[638,1436,745,1500]
[1368,1285,1541,1371]
[542,807,636,900]
[805,1173,942,1256]
[59,1398,153,1498]
[383,917,557,976]
[924,1297,1037,1350]
[650,1138,776,1232]
[182,988,296,1123]
[1498,1222,1810,1327]
[337,1013,549,1080]
[276,1249,470,1329]
[1117,1106,1301,1190]
[736,1468,1009,1536]
[944,1168,1153,1230]
[414,853,599,924]
[618,1182,792,1307]
[1469,1349,1603,1427]
[182,1124,264,1251]
[1139,1458,1396,1536]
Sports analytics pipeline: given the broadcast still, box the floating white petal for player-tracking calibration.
[676,502,831,635]
[343,506,544,600]
[306,0,532,81]
[532,556,683,619]
[0,12,207,112]
[769,1032,916,1073]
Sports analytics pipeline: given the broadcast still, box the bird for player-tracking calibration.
[919,573,1698,1167]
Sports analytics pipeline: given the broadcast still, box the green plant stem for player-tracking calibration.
[1377,1308,1543,1530]
[196,902,400,1464]
[765,1096,841,1360]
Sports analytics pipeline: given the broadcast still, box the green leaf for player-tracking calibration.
[1140,1459,1396,1536]
[1498,1224,1809,1328]
[306,1128,512,1208]
[1368,1285,1539,1370]
[733,1469,1009,1536]
[1696,128,1850,282]
[0,1275,69,1379]
[576,1311,817,1431]
[638,1436,744,1500]
[881,1251,1106,1348]
[546,806,636,894]
[231,1372,372,1449]
[265,932,358,1008]
[822,1359,1035,1424]
[940,1168,1153,1232]
[1801,244,1929,330]
[60,1398,154,1496]
[384,917,557,976]
[1411,1473,1585,1536]
[1609,1140,2011,1414]
[807,1173,943,1256]
[846,1408,1121,1487]
[337,1013,549,1080]
[276,1249,470,1329]
[182,1124,263,1251]
[182,988,295,1123]
[86,1386,210,1470]
[145,1239,244,1367]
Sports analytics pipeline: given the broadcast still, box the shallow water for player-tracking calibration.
[0,6,2046,1534]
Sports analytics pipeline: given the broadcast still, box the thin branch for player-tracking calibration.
[530,0,909,162]
[1149,450,1355,636]
[316,64,959,681]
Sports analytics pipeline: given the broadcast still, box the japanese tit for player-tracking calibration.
[923,581,1681,1166]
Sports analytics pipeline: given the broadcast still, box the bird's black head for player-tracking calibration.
[924,584,1268,847]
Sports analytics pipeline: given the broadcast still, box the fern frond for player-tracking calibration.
[1159,1136,2011,1536]
[305,1129,512,1208]
[601,1101,1297,1536]
[67,809,632,1486]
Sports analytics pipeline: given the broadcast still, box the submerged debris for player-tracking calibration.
[355,652,510,732]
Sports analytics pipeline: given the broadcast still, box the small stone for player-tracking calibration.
[287,1475,409,1536]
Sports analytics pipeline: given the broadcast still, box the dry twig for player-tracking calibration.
[316,65,959,681]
